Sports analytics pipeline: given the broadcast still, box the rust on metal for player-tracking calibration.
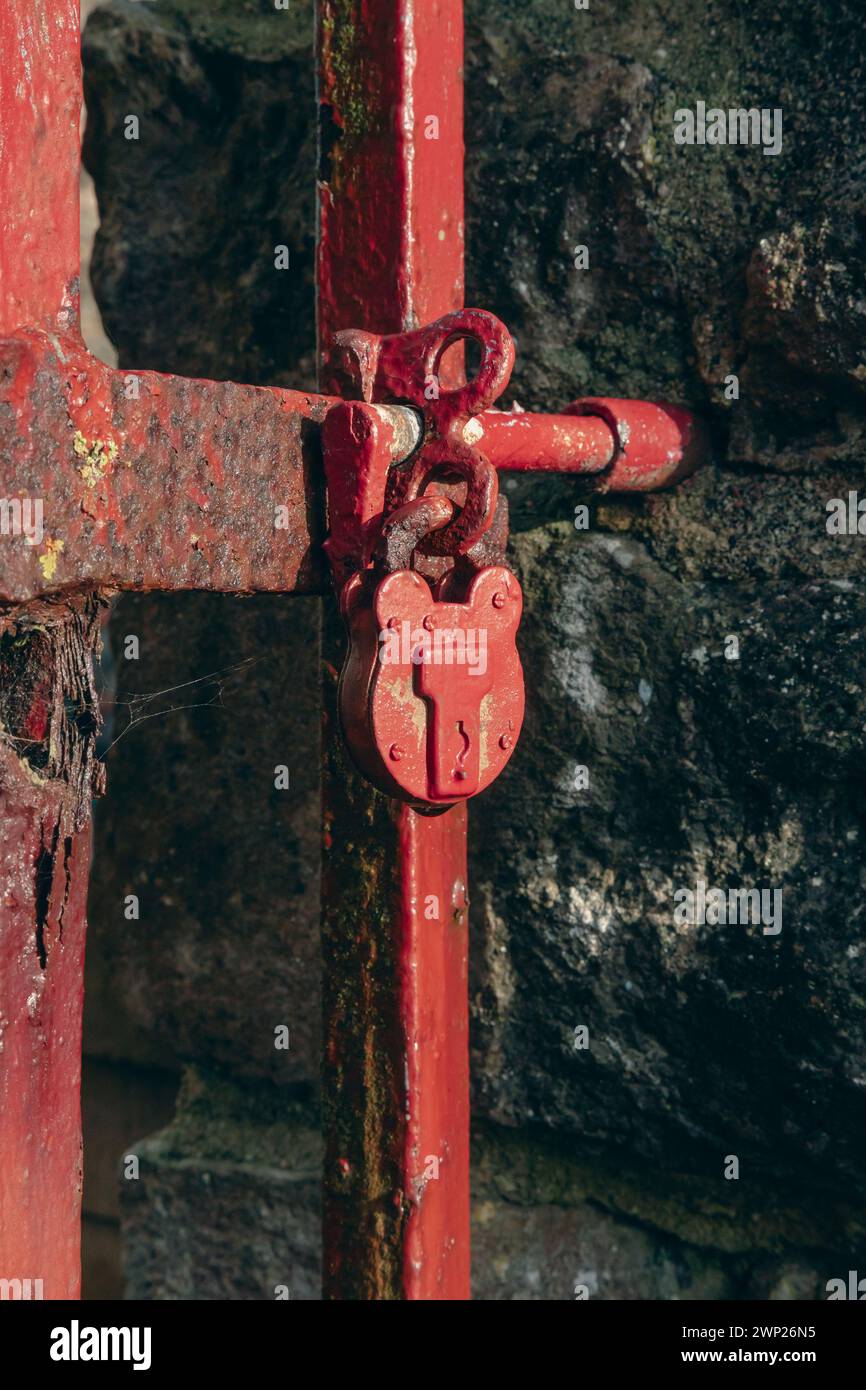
[0,333,708,607]
[0,330,331,601]
[372,495,456,573]
[334,308,514,555]
[0,594,103,1302]
[331,310,526,809]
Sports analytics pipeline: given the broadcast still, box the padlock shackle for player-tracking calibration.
[371,495,457,572]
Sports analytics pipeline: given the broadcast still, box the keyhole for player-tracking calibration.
[453,720,470,781]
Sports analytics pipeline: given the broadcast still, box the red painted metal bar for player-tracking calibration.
[474,399,704,490]
[0,0,86,1300]
[0,332,701,606]
[318,0,464,366]
[472,410,615,474]
[0,1,81,340]
[0,328,336,601]
[318,0,470,1299]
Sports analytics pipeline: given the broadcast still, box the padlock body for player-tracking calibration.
[339,566,524,806]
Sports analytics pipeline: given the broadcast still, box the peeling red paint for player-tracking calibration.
[0,329,332,601]
[0,723,91,1301]
[0,0,87,1302]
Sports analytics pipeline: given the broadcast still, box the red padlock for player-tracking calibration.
[339,501,524,807]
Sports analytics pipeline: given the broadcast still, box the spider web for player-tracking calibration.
[98,656,264,760]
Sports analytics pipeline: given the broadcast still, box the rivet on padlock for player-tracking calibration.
[338,498,525,807]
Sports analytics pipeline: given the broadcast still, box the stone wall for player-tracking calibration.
[81,0,866,1298]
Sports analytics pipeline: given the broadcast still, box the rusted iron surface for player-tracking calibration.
[0,330,331,602]
[331,309,515,419]
[334,309,513,555]
[319,0,471,1300]
[0,595,104,824]
[322,399,503,590]
[373,495,457,573]
[327,345,527,817]
[0,331,706,607]
[331,308,705,502]
[331,318,527,808]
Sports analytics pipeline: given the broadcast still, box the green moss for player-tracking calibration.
[321,0,372,145]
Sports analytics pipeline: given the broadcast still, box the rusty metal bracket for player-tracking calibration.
[322,307,708,599]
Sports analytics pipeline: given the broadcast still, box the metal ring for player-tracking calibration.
[384,437,499,556]
[373,495,456,572]
[419,309,515,420]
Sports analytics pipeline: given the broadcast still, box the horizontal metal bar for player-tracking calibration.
[471,410,615,473]
[0,326,705,605]
[474,399,706,490]
[0,330,419,603]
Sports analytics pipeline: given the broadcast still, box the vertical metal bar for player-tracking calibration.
[317,0,464,350]
[0,1,81,338]
[0,0,87,1299]
[317,0,470,1299]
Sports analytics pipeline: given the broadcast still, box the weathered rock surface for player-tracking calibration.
[86,592,321,1085]
[463,0,866,1257]
[473,527,866,1241]
[83,0,317,389]
[120,1070,322,1300]
[467,0,866,474]
[83,2,322,1086]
